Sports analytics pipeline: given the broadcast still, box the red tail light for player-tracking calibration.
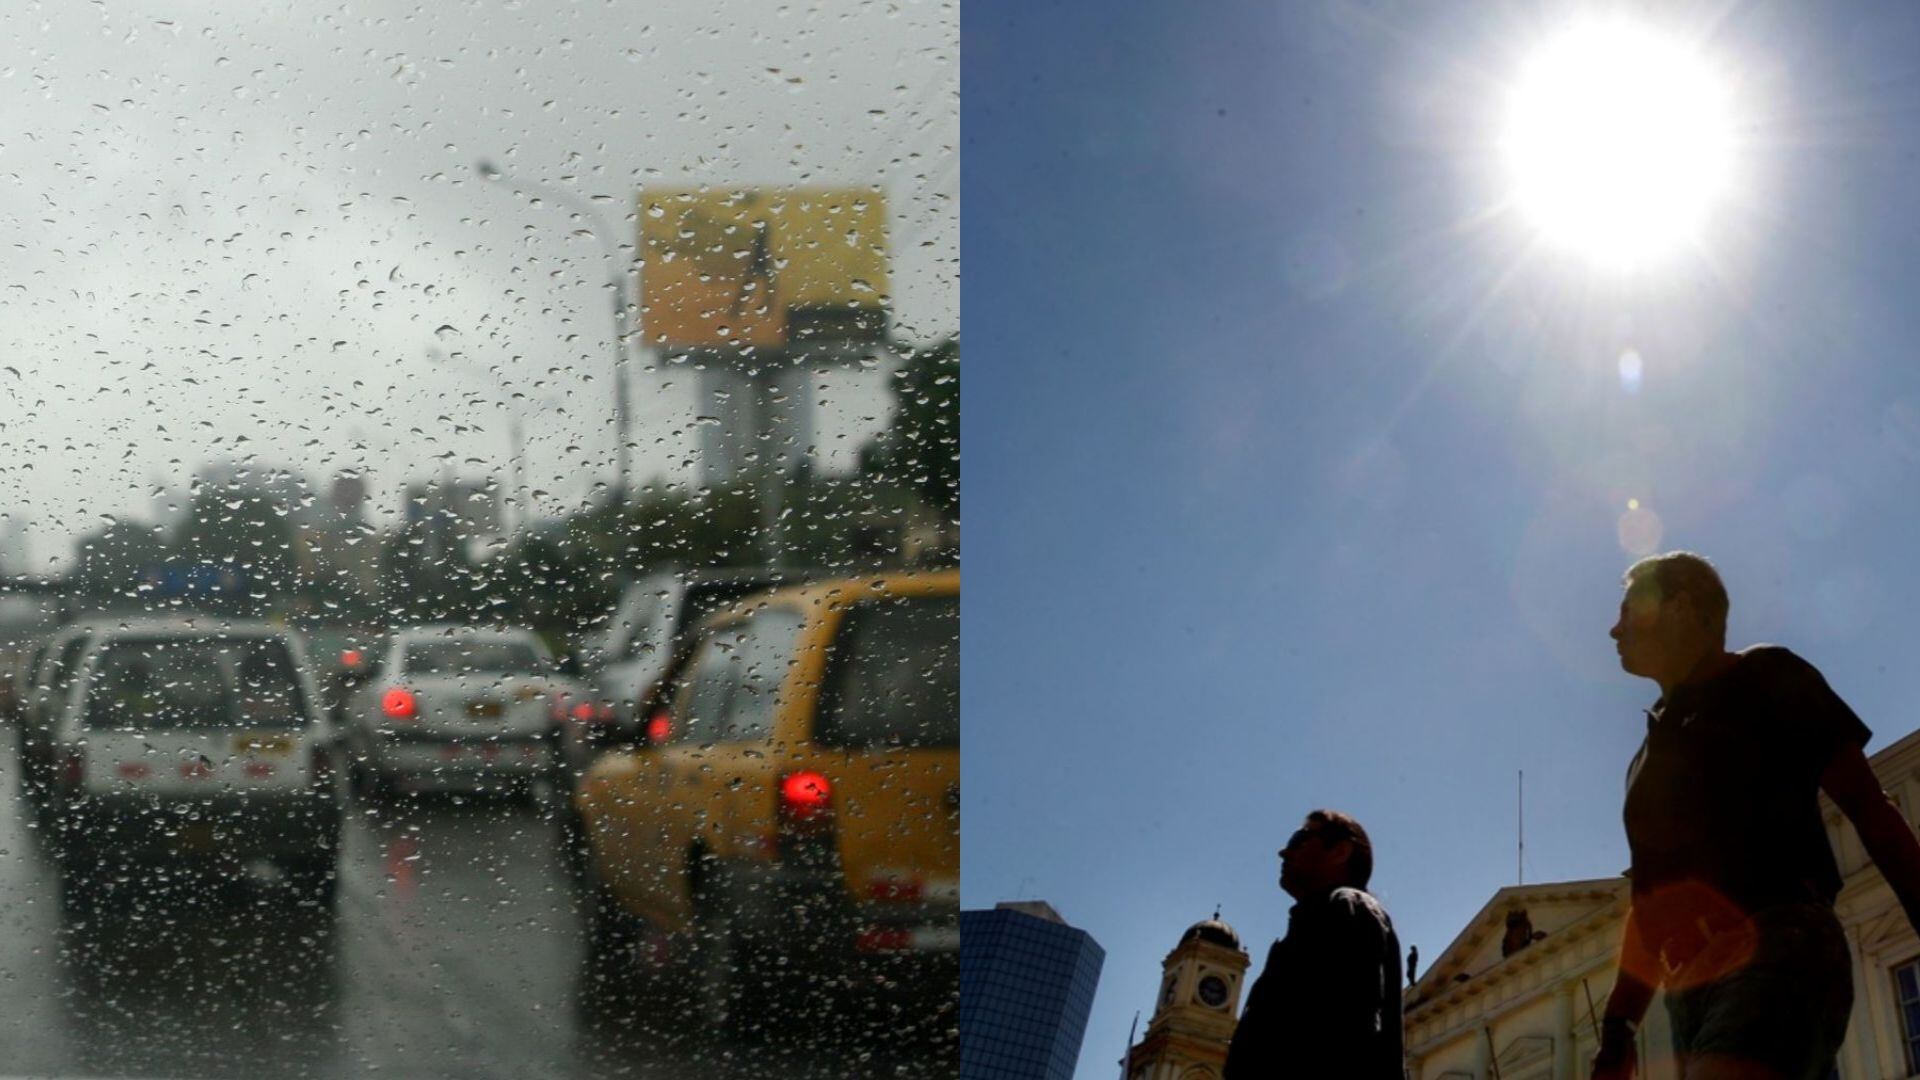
[780,771,833,820]
[776,770,837,863]
[645,710,673,746]
[868,875,924,903]
[115,761,151,781]
[62,749,85,788]
[382,687,418,720]
[570,702,595,723]
[341,649,364,668]
[855,928,915,953]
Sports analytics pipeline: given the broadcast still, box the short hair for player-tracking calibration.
[1624,551,1729,640]
[1305,809,1374,889]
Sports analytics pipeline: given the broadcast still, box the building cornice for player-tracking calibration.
[1406,880,1626,1010]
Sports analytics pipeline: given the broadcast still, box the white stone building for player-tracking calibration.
[1405,727,1920,1080]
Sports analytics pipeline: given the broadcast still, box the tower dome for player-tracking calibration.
[1179,916,1241,951]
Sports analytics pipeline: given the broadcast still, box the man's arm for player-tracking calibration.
[1602,899,1659,1025]
[1591,899,1658,1080]
[1823,741,1920,932]
[1314,893,1394,1047]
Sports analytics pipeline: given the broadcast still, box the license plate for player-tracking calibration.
[234,732,295,756]
[176,823,217,851]
[466,699,502,719]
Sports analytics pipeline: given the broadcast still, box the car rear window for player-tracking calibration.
[47,633,92,695]
[814,595,958,749]
[678,579,776,634]
[404,640,543,675]
[85,637,310,730]
[676,608,806,743]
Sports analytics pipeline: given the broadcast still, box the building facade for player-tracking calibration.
[962,900,1107,1080]
[1405,728,1920,1080]
[1123,917,1252,1080]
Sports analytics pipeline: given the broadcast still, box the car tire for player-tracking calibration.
[55,849,100,921]
[351,758,391,803]
[690,862,781,1040]
[579,858,647,1027]
[557,803,591,886]
[289,854,339,909]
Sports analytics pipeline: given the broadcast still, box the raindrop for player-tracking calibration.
[1618,348,1644,393]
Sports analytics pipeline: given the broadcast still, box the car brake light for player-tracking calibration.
[570,702,595,723]
[341,649,363,668]
[62,749,85,788]
[854,928,915,953]
[382,687,418,720]
[780,771,833,819]
[645,710,673,746]
[776,771,836,864]
[116,761,151,781]
[244,761,275,779]
[868,875,924,903]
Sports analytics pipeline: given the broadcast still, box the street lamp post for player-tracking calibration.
[429,349,570,545]
[475,159,633,515]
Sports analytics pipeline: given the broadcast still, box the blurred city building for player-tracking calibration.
[403,475,506,563]
[961,900,1105,1080]
[1405,727,1920,1080]
[296,470,379,604]
[1121,915,1250,1080]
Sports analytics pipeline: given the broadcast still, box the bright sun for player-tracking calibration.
[1503,19,1736,268]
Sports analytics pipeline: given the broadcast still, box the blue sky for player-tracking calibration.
[963,2,1920,1074]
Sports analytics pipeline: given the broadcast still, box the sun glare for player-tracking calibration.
[1503,19,1736,268]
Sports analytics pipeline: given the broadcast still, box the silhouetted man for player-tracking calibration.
[1225,809,1404,1079]
[1593,552,1920,1079]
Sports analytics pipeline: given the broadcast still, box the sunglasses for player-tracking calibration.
[1283,828,1322,852]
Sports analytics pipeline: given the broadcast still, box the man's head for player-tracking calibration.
[1279,809,1373,899]
[1611,551,1729,686]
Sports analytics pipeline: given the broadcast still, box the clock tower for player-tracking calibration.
[1124,916,1250,1080]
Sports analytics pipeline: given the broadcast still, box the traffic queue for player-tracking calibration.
[0,562,960,1037]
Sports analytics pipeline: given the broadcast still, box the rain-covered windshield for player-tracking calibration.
[0,1,955,1075]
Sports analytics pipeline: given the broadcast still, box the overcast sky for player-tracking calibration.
[0,0,956,571]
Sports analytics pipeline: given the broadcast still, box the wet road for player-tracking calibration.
[0,741,955,1078]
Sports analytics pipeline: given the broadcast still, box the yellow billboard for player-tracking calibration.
[639,187,890,350]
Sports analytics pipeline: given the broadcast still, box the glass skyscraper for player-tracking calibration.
[961,900,1106,1080]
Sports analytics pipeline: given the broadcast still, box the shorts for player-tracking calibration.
[1663,902,1852,1080]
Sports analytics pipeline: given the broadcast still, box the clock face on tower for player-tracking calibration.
[1197,974,1229,1008]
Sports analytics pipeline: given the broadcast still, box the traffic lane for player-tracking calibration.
[341,794,958,1078]
[0,752,953,1078]
[56,897,343,1079]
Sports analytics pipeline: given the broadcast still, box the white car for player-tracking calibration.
[347,624,578,800]
[42,619,343,913]
[18,618,112,811]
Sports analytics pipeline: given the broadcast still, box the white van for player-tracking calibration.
[43,619,343,913]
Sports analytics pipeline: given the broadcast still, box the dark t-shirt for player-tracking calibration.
[1623,645,1870,936]
[1223,887,1404,1080]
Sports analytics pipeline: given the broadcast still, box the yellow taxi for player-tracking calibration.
[573,568,958,1029]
